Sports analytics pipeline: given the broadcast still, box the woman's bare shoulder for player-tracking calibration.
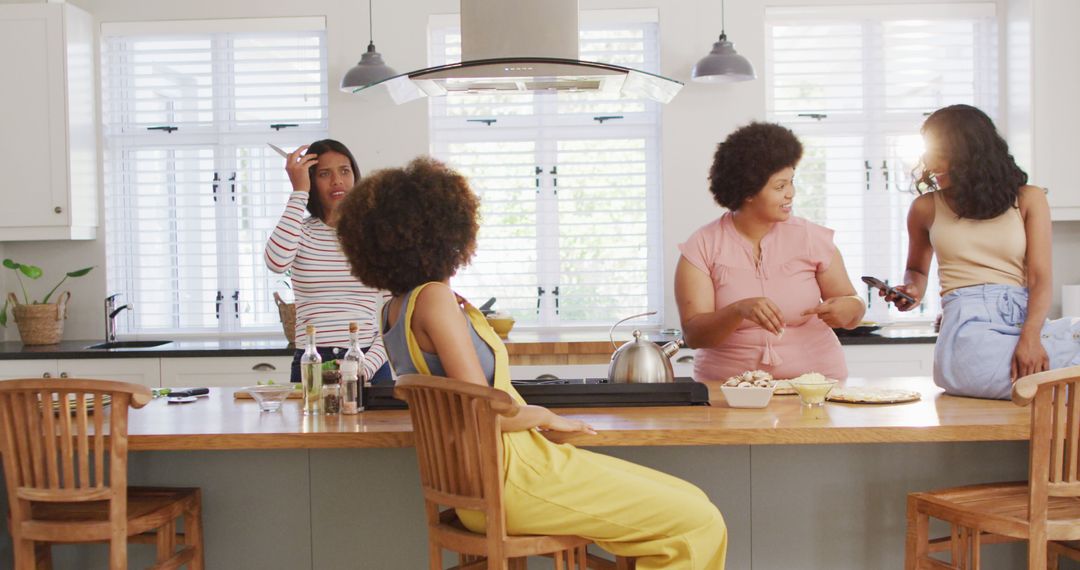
[413,282,458,311]
[908,192,936,224]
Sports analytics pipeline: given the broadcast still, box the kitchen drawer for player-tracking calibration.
[0,358,160,387]
[160,356,294,387]
[0,359,58,380]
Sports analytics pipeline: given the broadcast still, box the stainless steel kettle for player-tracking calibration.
[607,312,684,384]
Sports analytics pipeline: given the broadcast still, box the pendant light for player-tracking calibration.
[340,0,398,92]
[691,0,756,83]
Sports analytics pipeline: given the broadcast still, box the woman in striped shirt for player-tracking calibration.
[264,139,392,383]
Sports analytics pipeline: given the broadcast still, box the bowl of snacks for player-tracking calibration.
[486,312,515,338]
[789,372,839,407]
[720,370,776,408]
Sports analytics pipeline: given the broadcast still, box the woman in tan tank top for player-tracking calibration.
[882,105,1080,399]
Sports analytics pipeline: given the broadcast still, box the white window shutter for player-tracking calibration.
[102,24,328,334]
[766,4,997,321]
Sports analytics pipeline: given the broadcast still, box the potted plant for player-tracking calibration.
[1,259,94,345]
[274,269,297,345]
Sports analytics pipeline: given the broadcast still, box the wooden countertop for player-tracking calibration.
[125,377,1027,451]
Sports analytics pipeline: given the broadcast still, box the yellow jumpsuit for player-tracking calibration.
[398,284,728,569]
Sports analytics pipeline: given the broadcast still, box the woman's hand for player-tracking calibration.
[286,145,318,192]
[540,411,596,435]
[802,296,863,329]
[883,284,921,312]
[1011,334,1049,382]
[732,297,785,336]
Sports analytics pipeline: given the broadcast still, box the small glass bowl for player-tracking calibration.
[245,385,294,412]
[789,379,839,407]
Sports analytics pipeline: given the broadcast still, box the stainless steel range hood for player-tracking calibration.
[347,0,683,104]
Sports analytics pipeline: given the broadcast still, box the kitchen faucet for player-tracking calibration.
[105,293,133,343]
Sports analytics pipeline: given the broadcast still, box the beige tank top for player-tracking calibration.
[928,191,1027,294]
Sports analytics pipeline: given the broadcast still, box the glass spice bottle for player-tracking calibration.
[321,366,342,414]
[300,324,322,416]
[340,322,363,414]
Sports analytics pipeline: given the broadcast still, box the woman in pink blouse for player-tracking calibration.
[675,122,865,381]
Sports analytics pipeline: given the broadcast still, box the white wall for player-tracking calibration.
[3,0,1078,342]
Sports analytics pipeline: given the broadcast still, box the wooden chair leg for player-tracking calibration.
[34,543,52,570]
[13,538,36,570]
[109,536,127,570]
[429,543,443,570]
[906,496,929,570]
[615,556,635,570]
[970,528,980,570]
[156,519,176,563]
[184,495,205,570]
[1030,538,1049,570]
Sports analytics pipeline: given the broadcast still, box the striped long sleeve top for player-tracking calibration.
[264,191,390,379]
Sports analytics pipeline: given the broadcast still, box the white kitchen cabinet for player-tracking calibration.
[0,358,160,387]
[0,360,57,380]
[1010,0,1080,220]
[160,356,294,388]
[0,3,97,240]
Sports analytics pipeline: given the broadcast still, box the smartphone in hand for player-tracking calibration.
[861,275,916,305]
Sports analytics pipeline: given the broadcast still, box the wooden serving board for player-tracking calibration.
[234,390,302,400]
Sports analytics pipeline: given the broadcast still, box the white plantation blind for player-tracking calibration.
[430,15,663,327]
[102,21,328,333]
[766,4,998,321]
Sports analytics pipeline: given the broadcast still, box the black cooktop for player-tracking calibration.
[362,377,709,410]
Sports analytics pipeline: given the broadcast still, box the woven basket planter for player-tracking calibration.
[274,291,296,345]
[8,291,70,346]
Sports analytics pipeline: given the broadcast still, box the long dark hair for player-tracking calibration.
[304,139,360,222]
[915,104,1027,220]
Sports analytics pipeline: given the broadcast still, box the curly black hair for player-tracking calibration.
[916,105,1028,220]
[708,122,803,210]
[336,157,480,296]
[304,139,360,222]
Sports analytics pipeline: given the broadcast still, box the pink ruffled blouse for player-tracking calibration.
[678,213,848,381]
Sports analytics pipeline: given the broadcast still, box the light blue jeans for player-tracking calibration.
[935,284,1080,400]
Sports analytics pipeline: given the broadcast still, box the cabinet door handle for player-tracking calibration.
[42,372,52,379]
[251,363,277,371]
[60,372,69,378]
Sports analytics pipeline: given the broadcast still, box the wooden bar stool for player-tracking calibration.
[394,374,633,570]
[905,365,1080,569]
[0,378,204,570]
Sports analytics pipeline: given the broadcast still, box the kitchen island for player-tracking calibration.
[0,377,1050,569]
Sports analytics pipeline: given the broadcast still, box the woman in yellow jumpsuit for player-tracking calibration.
[336,157,728,570]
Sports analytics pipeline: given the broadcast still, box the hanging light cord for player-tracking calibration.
[368,0,374,46]
[720,0,728,39]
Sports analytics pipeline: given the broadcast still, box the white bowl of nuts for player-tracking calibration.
[720,370,776,408]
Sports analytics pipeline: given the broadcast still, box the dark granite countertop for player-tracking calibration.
[0,325,936,360]
[0,338,295,360]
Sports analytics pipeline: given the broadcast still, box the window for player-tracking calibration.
[102,18,328,334]
[766,4,998,321]
[429,12,664,328]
